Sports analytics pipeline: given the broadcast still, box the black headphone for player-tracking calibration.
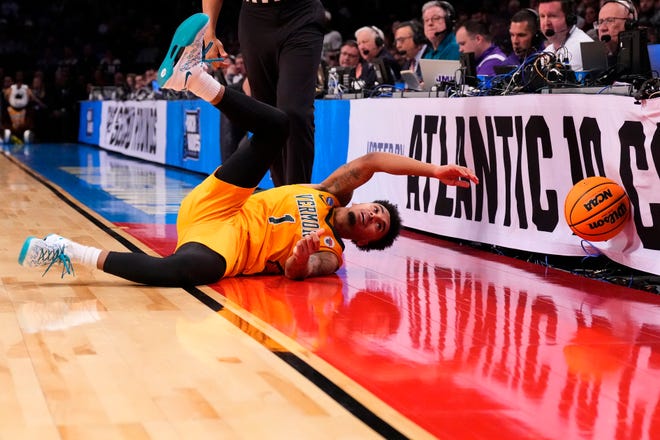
[561,0,578,27]
[371,26,385,47]
[523,8,545,48]
[601,0,638,30]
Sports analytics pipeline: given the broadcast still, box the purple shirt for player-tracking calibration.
[476,44,508,76]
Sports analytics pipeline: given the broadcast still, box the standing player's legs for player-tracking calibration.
[275,0,324,185]
[238,0,324,186]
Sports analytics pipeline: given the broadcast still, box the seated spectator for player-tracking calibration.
[354,25,401,87]
[455,20,509,76]
[338,40,361,69]
[323,30,343,68]
[596,0,638,67]
[636,0,658,25]
[233,54,247,85]
[319,40,362,94]
[394,20,428,81]
[421,1,460,60]
[538,0,594,71]
[581,4,599,35]
[505,8,545,65]
[30,74,48,141]
[3,71,35,143]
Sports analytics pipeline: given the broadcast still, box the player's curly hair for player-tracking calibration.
[355,200,402,251]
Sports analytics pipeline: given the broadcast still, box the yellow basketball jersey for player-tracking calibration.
[176,178,344,277]
[240,185,345,275]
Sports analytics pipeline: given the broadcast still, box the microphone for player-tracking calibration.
[600,34,612,42]
[545,26,570,38]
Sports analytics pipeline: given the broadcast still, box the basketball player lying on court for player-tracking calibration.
[18,13,479,286]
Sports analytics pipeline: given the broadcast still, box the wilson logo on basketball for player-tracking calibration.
[582,188,613,212]
[588,202,629,230]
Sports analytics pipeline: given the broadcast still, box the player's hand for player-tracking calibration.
[291,228,326,264]
[435,165,479,187]
[204,34,230,69]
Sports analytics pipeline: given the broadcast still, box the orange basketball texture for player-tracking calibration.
[564,177,631,241]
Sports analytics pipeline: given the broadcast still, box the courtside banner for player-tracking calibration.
[347,94,660,276]
[99,100,167,164]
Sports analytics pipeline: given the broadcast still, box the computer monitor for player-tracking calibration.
[460,52,478,87]
[372,58,399,86]
[647,44,660,77]
[617,28,651,78]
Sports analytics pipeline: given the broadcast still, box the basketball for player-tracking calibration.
[564,176,630,241]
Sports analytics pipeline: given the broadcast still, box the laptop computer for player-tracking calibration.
[647,44,660,76]
[580,41,609,73]
[419,59,461,91]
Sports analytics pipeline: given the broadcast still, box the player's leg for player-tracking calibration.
[157,12,289,188]
[275,8,324,184]
[19,235,226,287]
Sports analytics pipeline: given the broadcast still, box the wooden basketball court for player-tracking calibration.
[2,143,659,439]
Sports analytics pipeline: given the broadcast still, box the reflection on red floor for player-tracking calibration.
[122,223,660,439]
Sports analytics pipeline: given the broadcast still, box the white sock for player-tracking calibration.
[65,241,102,268]
[188,71,222,102]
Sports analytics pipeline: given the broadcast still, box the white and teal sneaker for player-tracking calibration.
[157,13,210,91]
[18,236,74,278]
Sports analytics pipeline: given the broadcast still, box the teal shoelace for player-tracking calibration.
[32,243,75,278]
[202,41,224,64]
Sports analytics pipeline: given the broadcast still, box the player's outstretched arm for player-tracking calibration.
[313,152,479,206]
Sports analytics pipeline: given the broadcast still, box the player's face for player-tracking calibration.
[347,202,390,245]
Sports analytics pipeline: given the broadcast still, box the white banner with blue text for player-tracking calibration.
[98,100,168,164]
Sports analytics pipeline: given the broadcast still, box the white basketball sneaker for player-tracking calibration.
[18,236,74,278]
[157,13,210,91]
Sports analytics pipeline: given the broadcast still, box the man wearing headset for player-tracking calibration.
[421,1,460,60]
[504,8,546,66]
[455,20,509,76]
[596,0,638,64]
[538,0,593,71]
[394,20,428,81]
[354,26,401,87]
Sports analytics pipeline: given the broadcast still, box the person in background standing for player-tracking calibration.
[201,0,326,187]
